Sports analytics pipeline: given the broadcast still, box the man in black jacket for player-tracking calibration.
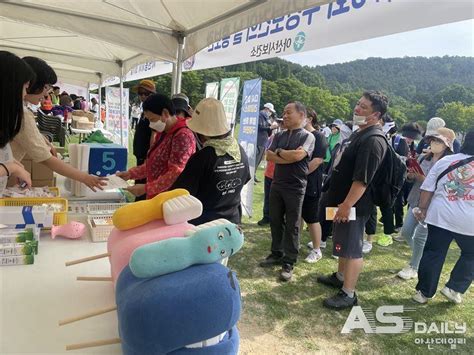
[132,79,156,201]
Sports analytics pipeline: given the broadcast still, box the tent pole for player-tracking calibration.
[172,34,185,95]
[119,63,124,146]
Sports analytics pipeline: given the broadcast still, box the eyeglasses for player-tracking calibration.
[138,91,151,97]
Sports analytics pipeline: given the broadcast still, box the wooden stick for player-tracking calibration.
[76,276,113,281]
[66,337,121,350]
[65,252,110,266]
[59,305,117,326]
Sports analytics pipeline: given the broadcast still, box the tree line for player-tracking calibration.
[123,56,474,133]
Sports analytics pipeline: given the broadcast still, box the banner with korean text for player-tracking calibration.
[205,82,219,99]
[219,77,240,129]
[238,78,262,217]
[183,0,473,72]
[105,87,129,148]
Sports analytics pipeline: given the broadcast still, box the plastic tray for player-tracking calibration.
[86,202,127,215]
[0,197,68,225]
[87,215,114,242]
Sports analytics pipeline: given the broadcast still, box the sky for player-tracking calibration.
[283,19,473,67]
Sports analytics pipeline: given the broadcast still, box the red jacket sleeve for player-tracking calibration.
[145,130,196,198]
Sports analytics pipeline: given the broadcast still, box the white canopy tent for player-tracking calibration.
[0,0,333,92]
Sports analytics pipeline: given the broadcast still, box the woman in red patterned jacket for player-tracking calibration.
[117,94,196,199]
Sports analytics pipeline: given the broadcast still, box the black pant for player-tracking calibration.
[318,192,332,242]
[134,157,147,201]
[269,185,305,265]
[131,117,139,129]
[254,145,266,176]
[380,191,404,234]
[262,176,272,220]
[365,205,377,235]
[416,224,473,298]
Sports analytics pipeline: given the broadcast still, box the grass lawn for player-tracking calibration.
[70,127,472,354]
[231,167,473,354]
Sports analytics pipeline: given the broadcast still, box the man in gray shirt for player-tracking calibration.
[259,101,315,281]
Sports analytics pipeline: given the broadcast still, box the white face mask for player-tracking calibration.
[149,120,166,132]
[430,141,446,154]
[353,114,368,126]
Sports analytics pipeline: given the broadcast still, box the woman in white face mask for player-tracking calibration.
[397,127,454,281]
[117,94,196,199]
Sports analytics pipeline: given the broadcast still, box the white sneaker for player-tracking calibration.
[397,266,418,280]
[307,241,326,249]
[440,286,462,304]
[305,249,322,263]
[412,290,431,304]
[362,241,373,254]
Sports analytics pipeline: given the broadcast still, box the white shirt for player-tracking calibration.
[421,153,474,236]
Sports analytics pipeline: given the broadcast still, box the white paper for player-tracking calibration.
[103,175,130,190]
[325,207,356,221]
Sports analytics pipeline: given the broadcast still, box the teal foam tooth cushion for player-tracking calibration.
[129,222,244,278]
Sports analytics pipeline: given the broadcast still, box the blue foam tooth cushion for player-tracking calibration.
[129,222,244,278]
[116,263,241,355]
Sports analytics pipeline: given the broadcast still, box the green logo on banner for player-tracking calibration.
[294,32,306,52]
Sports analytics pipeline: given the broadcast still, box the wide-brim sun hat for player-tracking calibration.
[132,79,156,94]
[425,117,445,136]
[427,127,455,152]
[187,98,230,137]
[263,102,275,113]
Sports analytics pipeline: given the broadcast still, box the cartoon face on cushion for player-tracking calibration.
[116,263,241,355]
[129,219,244,279]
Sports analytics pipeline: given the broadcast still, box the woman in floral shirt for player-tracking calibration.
[117,94,196,199]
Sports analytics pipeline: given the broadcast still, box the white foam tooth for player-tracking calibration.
[163,195,203,225]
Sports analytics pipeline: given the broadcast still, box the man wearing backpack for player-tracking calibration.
[378,116,410,244]
[317,91,389,309]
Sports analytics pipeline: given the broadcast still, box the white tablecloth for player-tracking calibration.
[0,234,122,354]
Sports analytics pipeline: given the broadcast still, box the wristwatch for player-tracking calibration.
[275,148,282,157]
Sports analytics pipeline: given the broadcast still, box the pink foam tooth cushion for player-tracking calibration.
[107,220,194,284]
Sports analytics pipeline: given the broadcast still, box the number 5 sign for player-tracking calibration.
[86,143,128,176]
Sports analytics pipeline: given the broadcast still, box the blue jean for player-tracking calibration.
[401,207,428,270]
[416,224,474,298]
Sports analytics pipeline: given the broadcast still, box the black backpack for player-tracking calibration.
[368,131,407,208]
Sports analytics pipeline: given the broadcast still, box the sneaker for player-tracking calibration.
[393,234,405,242]
[394,227,401,233]
[412,290,432,304]
[257,217,270,226]
[317,272,343,289]
[306,241,326,249]
[280,264,293,282]
[440,286,462,304]
[377,234,393,247]
[259,254,283,267]
[332,254,339,260]
[323,290,358,309]
[397,266,418,280]
[362,241,373,254]
[305,249,322,263]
